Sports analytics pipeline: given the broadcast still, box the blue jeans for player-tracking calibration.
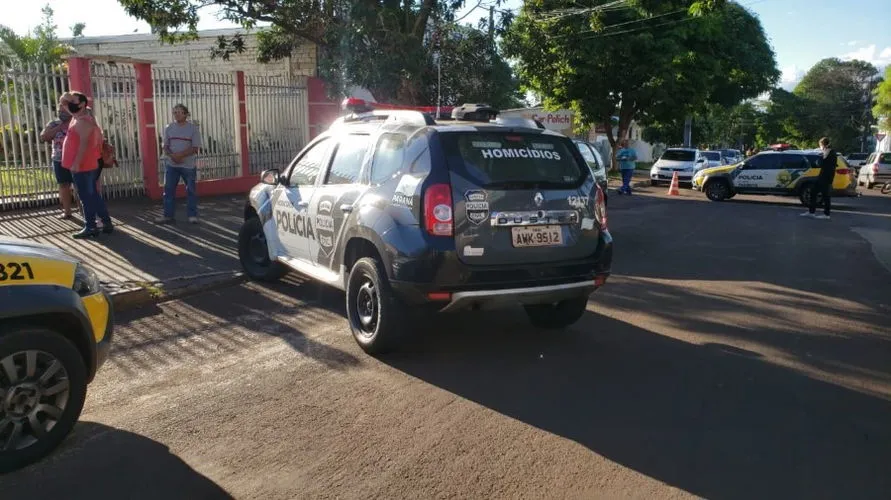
[620,169,634,192]
[72,169,110,230]
[163,165,198,218]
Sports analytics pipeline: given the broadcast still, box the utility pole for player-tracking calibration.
[683,115,692,148]
[488,6,495,43]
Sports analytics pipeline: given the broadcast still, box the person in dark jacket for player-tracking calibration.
[802,137,837,220]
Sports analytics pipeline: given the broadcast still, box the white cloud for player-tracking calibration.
[847,40,863,47]
[842,44,891,67]
[780,65,805,90]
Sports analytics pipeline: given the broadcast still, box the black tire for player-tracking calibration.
[0,328,87,473]
[704,179,731,201]
[881,183,891,195]
[524,296,589,329]
[238,217,287,282]
[799,184,824,207]
[346,257,407,355]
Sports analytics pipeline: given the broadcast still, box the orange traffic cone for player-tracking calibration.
[667,171,680,196]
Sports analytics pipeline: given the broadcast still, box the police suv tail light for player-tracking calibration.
[424,184,453,236]
[594,184,608,231]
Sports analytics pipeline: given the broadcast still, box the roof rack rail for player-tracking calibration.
[492,116,545,129]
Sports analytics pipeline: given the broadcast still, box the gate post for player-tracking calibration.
[234,71,250,178]
[67,57,93,106]
[134,63,161,199]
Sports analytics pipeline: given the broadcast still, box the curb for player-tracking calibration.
[108,270,247,311]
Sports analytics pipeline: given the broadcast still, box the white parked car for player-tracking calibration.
[701,150,725,169]
[650,148,706,185]
[857,152,891,188]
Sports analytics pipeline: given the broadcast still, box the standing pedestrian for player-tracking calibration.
[40,100,74,219]
[616,140,638,195]
[60,92,113,239]
[156,104,202,224]
[802,137,837,220]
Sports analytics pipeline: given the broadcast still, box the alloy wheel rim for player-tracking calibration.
[355,280,378,337]
[0,350,69,452]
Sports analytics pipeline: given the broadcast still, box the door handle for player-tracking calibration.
[296,201,309,208]
[340,204,353,213]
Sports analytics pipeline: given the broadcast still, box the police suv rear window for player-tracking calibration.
[442,133,584,188]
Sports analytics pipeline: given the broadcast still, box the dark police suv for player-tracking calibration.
[238,100,613,354]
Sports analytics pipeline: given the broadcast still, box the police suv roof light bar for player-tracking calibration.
[336,98,437,127]
[452,103,499,122]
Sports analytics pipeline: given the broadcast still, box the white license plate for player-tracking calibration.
[511,225,563,248]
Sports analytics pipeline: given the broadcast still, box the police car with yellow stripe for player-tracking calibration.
[0,236,113,472]
[692,150,857,204]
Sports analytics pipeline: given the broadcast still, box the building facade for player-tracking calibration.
[68,28,318,80]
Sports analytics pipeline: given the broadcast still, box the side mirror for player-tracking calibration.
[261,168,281,186]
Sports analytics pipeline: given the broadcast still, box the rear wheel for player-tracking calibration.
[704,179,731,201]
[524,296,589,329]
[238,217,287,282]
[346,258,407,354]
[799,184,824,207]
[0,328,87,473]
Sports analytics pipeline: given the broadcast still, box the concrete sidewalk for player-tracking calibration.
[0,195,246,309]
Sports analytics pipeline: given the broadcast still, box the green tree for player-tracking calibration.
[503,0,779,168]
[791,58,879,152]
[424,24,523,109]
[872,66,891,132]
[117,0,518,105]
[0,5,71,65]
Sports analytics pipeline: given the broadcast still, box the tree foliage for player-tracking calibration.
[117,0,519,105]
[872,66,891,132]
[643,101,761,150]
[503,0,779,166]
[788,58,880,151]
[0,5,73,65]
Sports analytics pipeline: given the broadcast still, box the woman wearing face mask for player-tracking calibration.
[40,102,75,219]
[60,91,113,239]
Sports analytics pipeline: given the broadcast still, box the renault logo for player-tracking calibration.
[533,192,544,207]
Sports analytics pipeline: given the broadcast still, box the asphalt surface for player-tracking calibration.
[4,186,891,499]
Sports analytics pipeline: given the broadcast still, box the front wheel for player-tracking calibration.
[881,183,891,195]
[524,296,589,329]
[0,328,88,473]
[346,258,407,354]
[238,217,287,282]
[704,180,731,201]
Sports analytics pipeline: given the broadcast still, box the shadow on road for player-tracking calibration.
[2,422,232,499]
[381,308,891,500]
[110,274,360,375]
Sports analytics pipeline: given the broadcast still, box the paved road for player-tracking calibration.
[5,187,891,499]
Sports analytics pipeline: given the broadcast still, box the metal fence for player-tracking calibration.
[245,74,308,174]
[153,68,239,182]
[0,62,69,211]
[90,62,145,199]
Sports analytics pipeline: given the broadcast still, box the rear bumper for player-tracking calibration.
[390,230,613,309]
[439,280,598,312]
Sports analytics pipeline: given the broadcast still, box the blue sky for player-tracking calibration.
[5,0,890,90]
